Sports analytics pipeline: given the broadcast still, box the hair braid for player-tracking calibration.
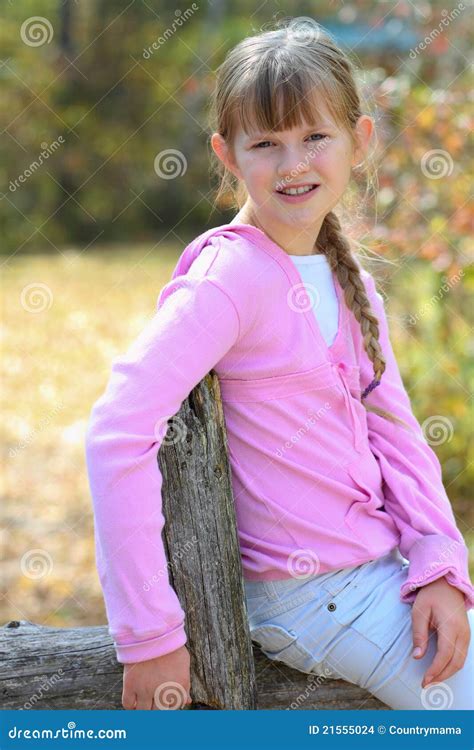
[318,212,411,429]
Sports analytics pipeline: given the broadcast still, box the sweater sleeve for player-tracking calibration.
[360,273,474,610]
[85,276,241,663]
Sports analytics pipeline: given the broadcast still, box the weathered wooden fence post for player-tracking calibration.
[157,370,258,710]
[1,371,387,710]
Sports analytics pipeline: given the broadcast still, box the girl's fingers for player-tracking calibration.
[411,601,431,659]
[121,691,137,711]
[422,626,455,687]
[135,694,153,710]
[152,693,189,710]
[425,635,468,686]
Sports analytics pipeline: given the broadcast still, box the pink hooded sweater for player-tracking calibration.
[85,223,474,664]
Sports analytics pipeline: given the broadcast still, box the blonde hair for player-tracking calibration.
[208,17,411,430]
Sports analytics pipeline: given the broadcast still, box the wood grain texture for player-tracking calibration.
[0,621,386,709]
[158,371,257,710]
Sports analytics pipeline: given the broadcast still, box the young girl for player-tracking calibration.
[85,18,474,711]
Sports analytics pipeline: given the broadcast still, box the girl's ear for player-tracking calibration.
[351,115,374,168]
[211,132,243,180]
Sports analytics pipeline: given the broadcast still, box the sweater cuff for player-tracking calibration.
[113,622,187,664]
[399,534,474,610]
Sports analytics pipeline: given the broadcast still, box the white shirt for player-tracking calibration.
[288,253,339,346]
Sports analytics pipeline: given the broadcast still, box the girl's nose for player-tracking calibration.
[277,148,311,178]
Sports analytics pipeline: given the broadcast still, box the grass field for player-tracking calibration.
[2,241,472,631]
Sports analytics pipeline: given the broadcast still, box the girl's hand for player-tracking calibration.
[122,644,192,710]
[411,576,470,688]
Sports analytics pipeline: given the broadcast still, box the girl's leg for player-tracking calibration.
[362,608,474,710]
[315,551,474,709]
[244,550,473,709]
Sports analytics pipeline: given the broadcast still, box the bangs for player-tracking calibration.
[234,63,337,137]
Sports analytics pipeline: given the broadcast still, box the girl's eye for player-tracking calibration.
[253,134,328,149]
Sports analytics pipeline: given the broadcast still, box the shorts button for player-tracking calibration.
[327,602,337,612]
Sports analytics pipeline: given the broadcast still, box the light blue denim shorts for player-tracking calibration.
[244,547,474,710]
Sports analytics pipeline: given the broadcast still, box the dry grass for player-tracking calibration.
[1,241,178,629]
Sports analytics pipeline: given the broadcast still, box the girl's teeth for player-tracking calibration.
[281,185,315,195]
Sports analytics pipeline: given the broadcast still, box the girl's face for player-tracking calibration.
[212,100,373,255]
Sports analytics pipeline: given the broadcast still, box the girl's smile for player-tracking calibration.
[274,182,321,204]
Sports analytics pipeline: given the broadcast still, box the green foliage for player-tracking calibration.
[2,1,472,264]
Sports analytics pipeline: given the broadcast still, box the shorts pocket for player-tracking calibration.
[320,560,376,626]
[245,592,271,622]
[320,559,373,598]
[243,580,269,600]
[250,622,322,675]
[245,579,317,624]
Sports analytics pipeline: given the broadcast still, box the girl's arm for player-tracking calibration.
[85,275,242,664]
[360,274,474,610]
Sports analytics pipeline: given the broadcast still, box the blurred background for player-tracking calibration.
[1,1,473,632]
